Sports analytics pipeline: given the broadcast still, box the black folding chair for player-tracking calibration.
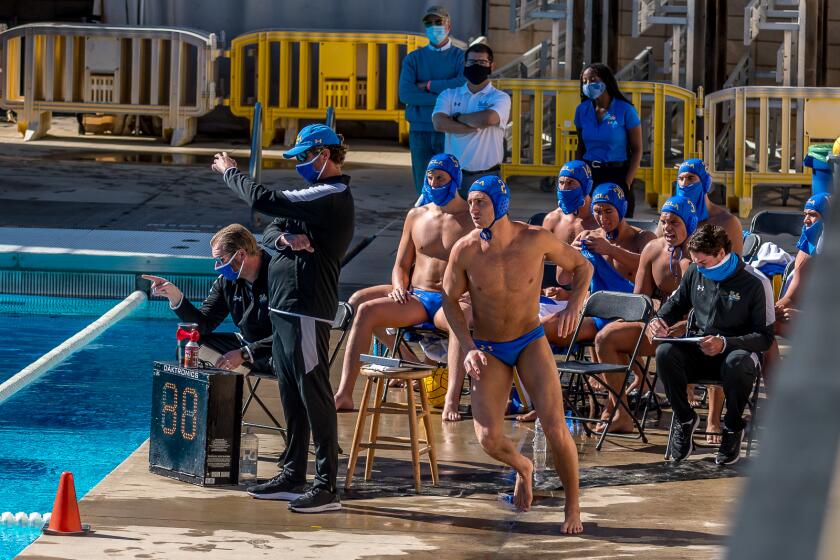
[626,218,659,233]
[663,310,764,459]
[742,233,762,262]
[558,292,654,450]
[242,301,354,438]
[778,259,796,299]
[750,210,802,254]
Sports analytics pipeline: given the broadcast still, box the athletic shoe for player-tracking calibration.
[669,413,700,462]
[288,487,342,513]
[715,428,745,465]
[246,472,307,500]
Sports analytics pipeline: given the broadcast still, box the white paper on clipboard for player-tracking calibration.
[653,336,704,343]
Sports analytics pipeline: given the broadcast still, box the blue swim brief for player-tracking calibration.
[412,288,444,323]
[473,324,546,367]
[593,317,614,331]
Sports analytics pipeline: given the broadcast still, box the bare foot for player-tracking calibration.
[513,462,534,512]
[516,410,538,422]
[595,414,634,434]
[706,421,722,444]
[442,400,461,422]
[334,393,354,411]
[561,507,584,534]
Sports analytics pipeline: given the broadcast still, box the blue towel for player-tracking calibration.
[581,248,635,294]
[758,263,787,277]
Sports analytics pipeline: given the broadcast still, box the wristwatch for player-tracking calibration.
[451,112,461,123]
[239,347,250,362]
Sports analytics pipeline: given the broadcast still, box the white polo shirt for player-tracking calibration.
[432,82,511,172]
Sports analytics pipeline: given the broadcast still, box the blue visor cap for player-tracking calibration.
[426,153,463,192]
[678,158,712,192]
[805,192,831,218]
[282,124,341,159]
[661,195,699,236]
[591,182,628,221]
[558,160,593,195]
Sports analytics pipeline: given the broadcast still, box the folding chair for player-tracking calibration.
[626,218,659,233]
[742,233,762,262]
[750,210,802,254]
[241,301,354,438]
[778,259,796,299]
[558,291,654,450]
[663,310,764,459]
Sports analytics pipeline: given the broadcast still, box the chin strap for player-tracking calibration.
[667,245,684,278]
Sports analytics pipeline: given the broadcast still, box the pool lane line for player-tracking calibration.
[0,290,148,405]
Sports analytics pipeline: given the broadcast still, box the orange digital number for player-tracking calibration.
[180,387,198,440]
[161,382,178,436]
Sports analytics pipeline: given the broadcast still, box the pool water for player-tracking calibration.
[0,298,211,559]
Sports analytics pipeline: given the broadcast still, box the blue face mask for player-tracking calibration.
[797,220,823,255]
[426,25,447,45]
[697,252,739,282]
[295,153,327,183]
[676,181,710,222]
[557,187,585,215]
[423,181,456,207]
[215,251,243,282]
[582,82,606,100]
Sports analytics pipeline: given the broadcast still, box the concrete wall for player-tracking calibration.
[101,0,483,46]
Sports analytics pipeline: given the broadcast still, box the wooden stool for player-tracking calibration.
[345,367,439,493]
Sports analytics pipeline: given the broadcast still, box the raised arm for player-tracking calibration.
[543,230,593,336]
[172,277,230,337]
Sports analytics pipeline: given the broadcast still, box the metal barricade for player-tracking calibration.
[704,86,840,217]
[498,79,700,210]
[0,23,219,146]
[228,30,428,147]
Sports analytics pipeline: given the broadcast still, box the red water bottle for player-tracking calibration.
[184,331,200,368]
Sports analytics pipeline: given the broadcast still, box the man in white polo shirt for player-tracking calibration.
[432,43,511,198]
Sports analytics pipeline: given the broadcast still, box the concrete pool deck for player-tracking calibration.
[19,374,740,559]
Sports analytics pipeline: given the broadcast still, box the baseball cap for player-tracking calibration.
[422,5,449,21]
[282,124,341,159]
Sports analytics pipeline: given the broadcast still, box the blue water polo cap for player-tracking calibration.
[805,192,831,217]
[661,195,699,236]
[282,124,341,159]
[558,160,593,196]
[469,175,510,240]
[420,153,462,206]
[590,182,628,221]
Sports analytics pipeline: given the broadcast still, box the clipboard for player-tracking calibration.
[653,336,704,344]
[360,354,437,371]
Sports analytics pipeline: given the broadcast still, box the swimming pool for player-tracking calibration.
[0,296,202,559]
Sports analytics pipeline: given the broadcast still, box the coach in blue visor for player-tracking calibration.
[211,123,354,513]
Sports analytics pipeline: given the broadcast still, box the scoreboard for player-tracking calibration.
[149,361,243,486]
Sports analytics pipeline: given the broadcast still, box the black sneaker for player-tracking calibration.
[246,472,307,500]
[288,487,342,513]
[715,428,744,465]
[669,413,700,462]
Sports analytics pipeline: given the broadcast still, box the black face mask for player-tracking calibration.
[464,64,491,85]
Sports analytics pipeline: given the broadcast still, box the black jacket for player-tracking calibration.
[223,169,355,322]
[657,260,775,353]
[173,250,273,360]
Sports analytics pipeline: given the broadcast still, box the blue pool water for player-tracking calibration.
[0,297,186,559]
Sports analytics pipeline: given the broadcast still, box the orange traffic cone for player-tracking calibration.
[42,472,91,536]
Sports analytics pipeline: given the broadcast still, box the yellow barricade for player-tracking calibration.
[496,79,700,210]
[704,86,840,218]
[228,31,429,148]
[0,23,219,146]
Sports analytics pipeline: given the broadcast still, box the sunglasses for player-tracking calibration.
[294,149,322,163]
